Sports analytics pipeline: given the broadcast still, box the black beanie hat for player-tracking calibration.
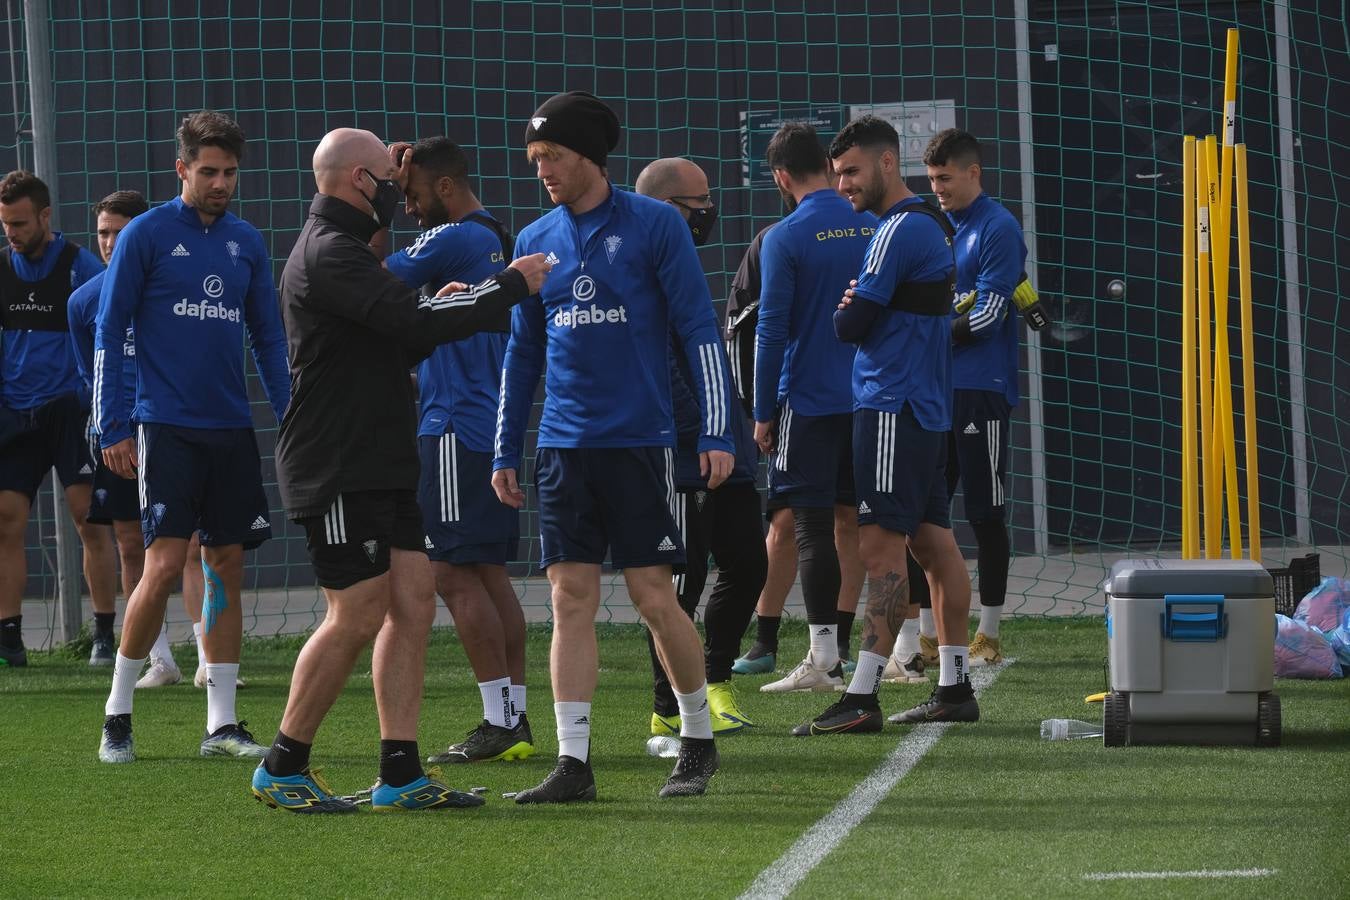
[525,91,620,168]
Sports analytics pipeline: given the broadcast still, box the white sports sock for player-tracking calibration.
[978,605,1002,639]
[555,701,591,762]
[204,663,239,733]
[938,645,967,687]
[919,608,937,639]
[193,621,205,668]
[846,650,887,696]
[807,623,838,669]
[510,684,526,718]
[479,677,513,728]
[895,618,921,659]
[105,652,146,716]
[149,624,174,665]
[674,683,713,740]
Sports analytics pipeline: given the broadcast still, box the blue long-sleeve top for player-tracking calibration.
[493,185,734,471]
[2,232,103,409]
[950,193,1026,407]
[752,189,875,422]
[669,332,756,489]
[94,197,290,444]
[67,270,134,417]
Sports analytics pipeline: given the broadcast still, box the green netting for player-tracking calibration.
[3,1,1346,649]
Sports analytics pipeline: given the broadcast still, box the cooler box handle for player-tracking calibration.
[1161,594,1228,642]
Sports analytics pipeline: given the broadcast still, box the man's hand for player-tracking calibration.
[492,468,526,509]
[700,449,734,490]
[388,141,414,191]
[838,278,858,310]
[510,253,553,295]
[754,419,777,455]
[103,436,137,480]
[435,281,470,296]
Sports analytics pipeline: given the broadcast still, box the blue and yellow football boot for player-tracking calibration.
[251,763,357,813]
[369,767,485,811]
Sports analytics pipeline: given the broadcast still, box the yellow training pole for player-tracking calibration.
[1219,29,1240,251]
[1236,144,1261,562]
[1181,136,1199,559]
[1205,135,1242,558]
[1195,146,1218,558]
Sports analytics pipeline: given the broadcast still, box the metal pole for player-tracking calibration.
[1013,0,1049,556]
[22,0,82,642]
[1273,0,1311,546]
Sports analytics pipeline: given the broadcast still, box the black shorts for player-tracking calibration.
[853,405,951,536]
[418,433,520,566]
[948,389,1011,523]
[765,403,854,512]
[297,490,425,590]
[0,393,95,500]
[88,460,139,524]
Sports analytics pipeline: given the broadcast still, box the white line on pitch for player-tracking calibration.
[1083,868,1278,882]
[739,660,1012,900]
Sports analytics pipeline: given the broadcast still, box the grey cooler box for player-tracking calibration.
[1104,558,1280,747]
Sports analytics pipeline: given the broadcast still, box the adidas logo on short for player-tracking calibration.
[79,463,93,475]
[424,535,435,550]
[249,516,270,530]
[963,422,979,435]
[858,500,872,514]
[657,535,677,552]
[171,243,190,257]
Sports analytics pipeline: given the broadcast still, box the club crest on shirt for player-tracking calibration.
[604,234,622,263]
[226,240,240,265]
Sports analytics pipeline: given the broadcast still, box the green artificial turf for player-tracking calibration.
[1,618,1346,898]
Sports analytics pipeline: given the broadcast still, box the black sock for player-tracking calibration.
[841,689,880,708]
[379,739,423,787]
[971,518,1010,609]
[836,610,855,659]
[0,616,21,649]
[753,615,781,654]
[263,730,311,777]
[93,612,115,639]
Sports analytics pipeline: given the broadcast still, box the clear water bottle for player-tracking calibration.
[646,736,680,758]
[1040,718,1103,741]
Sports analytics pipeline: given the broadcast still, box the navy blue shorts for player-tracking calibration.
[296,490,424,590]
[136,423,273,549]
[948,389,1011,524]
[418,433,520,566]
[853,405,950,536]
[0,393,95,501]
[534,446,685,572]
[88,460,139,524]
[765,403,854,512]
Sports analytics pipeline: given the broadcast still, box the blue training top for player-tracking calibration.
[494,185,734,471]
[950,192,1026,407]
[752,189,875,422]
[848,196,956,432]
[67,270,135,418]
[386,210,511,452]
[94,197,290,444]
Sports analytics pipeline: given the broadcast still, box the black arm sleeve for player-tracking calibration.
[834,299,883,343]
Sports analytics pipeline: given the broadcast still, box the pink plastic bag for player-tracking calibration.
[1294,577,1350,633]
[1274,614,1343,679]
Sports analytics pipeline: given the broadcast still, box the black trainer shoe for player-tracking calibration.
[658,737,719,798]
[89,633,115,667]
[0,643,28,668]
[427,720,534,764]
[887,683,980,724]
[790,693,884,736]
[514,755,597,804]
[99,713,135,763]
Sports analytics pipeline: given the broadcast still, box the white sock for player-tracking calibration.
[555,701,591,762]
[895,618,921,659]
[846,650,887,696]
[479,676,513,728]
[674,683,713,740]
[106,652,146,715]
[510,684,526,718]
[978,605,1002,639]
[919,608,936,638]
[938,645,967,687]
[193,622,205,669]
[808,623,838,669]
[149,625,174,666]
[204,663,239,733]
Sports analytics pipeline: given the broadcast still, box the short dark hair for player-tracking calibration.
[408,137,471,187]
[0,170,50,209]
[92,190,149,219]
[923,128,982,168]
[828,115,900,160]
[177,110,246,164]
[765,122,828,179]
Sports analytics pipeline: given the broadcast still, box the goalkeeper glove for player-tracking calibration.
[1012,277,1049,330]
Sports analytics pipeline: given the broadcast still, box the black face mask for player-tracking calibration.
[360,168,402,230]
[670,198,718,246]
